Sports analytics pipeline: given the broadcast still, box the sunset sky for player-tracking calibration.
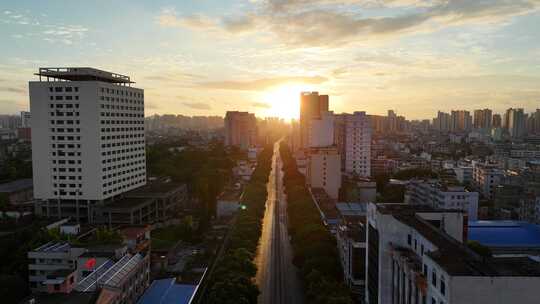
[1,0,540,120]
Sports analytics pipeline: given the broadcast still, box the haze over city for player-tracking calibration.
[2,0,540,119]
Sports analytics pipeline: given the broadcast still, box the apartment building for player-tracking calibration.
[309,110,334,148]
[366,203,540,304]
[336,203,368,299]
[224,111,257,149]
[27,242,86,292]
[300,92,328,149]
[344,111,372,177]
[30,67,146,222]
[472,163,504,199]
[307,146,341,200]
[406,179,479,220]
[452,166,472,185]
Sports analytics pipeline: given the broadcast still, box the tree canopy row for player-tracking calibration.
[203,145,274,304]
[280,142,353,304]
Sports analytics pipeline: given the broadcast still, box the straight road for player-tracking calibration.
[254,141,303,304]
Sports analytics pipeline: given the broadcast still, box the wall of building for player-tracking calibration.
[30,81,146,202]
[308,147,341,199]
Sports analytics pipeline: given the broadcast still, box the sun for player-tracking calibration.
[261,84,313,120]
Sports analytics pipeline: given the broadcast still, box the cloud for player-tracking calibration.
[182,102,212,110]
[198,75,328,91]
[252,101,272,108]
[157,8,218,30]
[144,72,203,82]
[222,15,258,33]
[168,0,540,47]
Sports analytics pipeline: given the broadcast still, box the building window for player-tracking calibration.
[432,270,437,286]
[440,278,445,295]
[407,234,412,245]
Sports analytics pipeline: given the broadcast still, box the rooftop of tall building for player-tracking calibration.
[376,204,540,276]
[35,67,133,84]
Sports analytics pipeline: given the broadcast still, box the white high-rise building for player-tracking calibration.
[307,146,341,200]
[30,67,146,222]
[344,112,371,177]
[309,110,334,148]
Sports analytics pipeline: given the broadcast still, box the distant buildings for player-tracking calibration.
[145,114,223,131]
[20,111,31,128]
[507,108,526,139]
[433,111,451,132]
[473,108,492,130]
[492,113,502,128]
[224,111,257,149]
[450,110,472,132]
[30,67,147,222]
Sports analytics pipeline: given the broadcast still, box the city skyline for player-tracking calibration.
[1,0,540,120]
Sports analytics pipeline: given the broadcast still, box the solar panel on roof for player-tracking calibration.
[75,254,143,292]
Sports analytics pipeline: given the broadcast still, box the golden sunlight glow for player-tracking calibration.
[262,84,313,120]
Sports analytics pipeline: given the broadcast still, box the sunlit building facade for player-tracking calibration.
[30,67,146,222]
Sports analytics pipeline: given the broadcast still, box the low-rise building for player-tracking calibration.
[0,178,33,206]
[473,162,505,199]
[94,181,188,225]
[366,203,540,304]
[453,166,472,185]
[28,242,86,293]
[75,252,150,303]
[406,179,479,220]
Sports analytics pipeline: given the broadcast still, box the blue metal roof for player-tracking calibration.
[468,221,540,247]
[137,278,197,304]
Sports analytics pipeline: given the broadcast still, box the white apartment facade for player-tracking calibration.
[30,67,146,221]
[307,146,341,200]
[344,112,371,177]
[366,203,540,304]
[309,110,334,148]
[472,163,504,199]
[406,179,479,220]
[28,242,86,292]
